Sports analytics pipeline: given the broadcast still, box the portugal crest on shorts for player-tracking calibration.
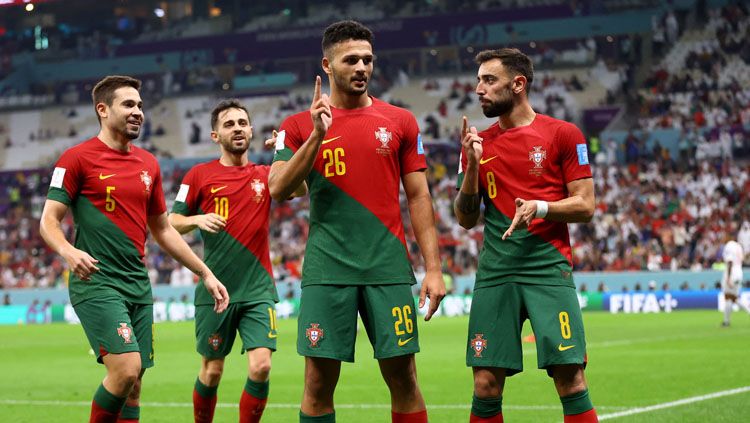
[140,170,153,193]
[375,127,393,156]
[251,179,265,203]
[471,333,487,357]
[117,323,133,344]
[208,333,223,351]
[306,323,324,347]
[529,146,547,176]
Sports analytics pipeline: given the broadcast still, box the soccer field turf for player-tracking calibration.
[1,310,748,422]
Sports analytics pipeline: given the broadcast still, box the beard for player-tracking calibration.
[332,66,368,96]
[123,122,141,140]
[220,135,249,154]
[481,83,514,118]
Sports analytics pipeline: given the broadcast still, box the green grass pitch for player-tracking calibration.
[1,310,749,422]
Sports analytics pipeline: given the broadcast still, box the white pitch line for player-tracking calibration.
[598,386,750,420]
[0,399,627,411]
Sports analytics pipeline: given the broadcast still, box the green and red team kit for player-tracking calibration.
[458,114,593,372]
[171,160,279,356]
[47,138,165,364]
[46,110,591,368]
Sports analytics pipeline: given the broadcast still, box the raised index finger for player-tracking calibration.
[313,75,322,102]
[461,115,468,139]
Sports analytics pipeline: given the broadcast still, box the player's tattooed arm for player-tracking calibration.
[456,191,481,214]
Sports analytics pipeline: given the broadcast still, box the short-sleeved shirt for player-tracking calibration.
[172,160,278,306]
[273,96,426,286]
[457,114,592,288]
[47,137,166,305]
[723,240,744,282]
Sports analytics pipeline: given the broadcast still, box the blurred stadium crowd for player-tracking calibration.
[1,0,749,292]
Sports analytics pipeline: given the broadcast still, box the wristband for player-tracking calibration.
[535,200,548,219]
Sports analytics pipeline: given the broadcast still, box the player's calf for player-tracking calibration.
[551,365,598,423]
[194,358,223,423]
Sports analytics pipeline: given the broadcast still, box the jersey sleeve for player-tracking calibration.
[272,116,304,163]
[148,164,167,216]
[399,112,427,175]
[171,167,199,216]
[558,123,593,184]
[46,149,81,205]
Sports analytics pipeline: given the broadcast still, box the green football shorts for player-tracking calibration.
[74,296,154,367]
[466,282,587,376]
[195,301,278,358]
[297,284,419,362]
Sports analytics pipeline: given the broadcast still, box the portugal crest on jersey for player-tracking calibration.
[117,323,133,344]
[251,178,265,203]
[140,170,153,193]
[208,333,223,351]
[306,323,324,347]
[471,333,487,357]
[529,146,547,176]
[375,127,393,156]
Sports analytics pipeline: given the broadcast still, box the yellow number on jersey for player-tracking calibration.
[105,186,116,212]
[323,148,346,177]
[214,197,229,219]
[486,172,497,199]
[559,311,571,339]
[392,305,414,336]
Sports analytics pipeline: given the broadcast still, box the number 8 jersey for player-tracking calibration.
[172,160,278,305]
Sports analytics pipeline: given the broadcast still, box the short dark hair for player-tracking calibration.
[322,20,373,56]
[91,75,141,121]
[475,48,534,91]
[210,99,250,130]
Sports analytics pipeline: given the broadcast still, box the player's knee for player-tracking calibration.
[552,366,586,396]
[473,375,502,398]
[204,361,224,385]
[384,369,419,395]
[250,357,271,380]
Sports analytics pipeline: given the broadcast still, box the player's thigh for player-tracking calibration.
[523,284,587,372]
[297,285,359,362]
[73,296,142,364]
[466,283,524,375]
[130,302,154,368]
[195,303,240,359]
[360,284,419,360]
[237,301,278,353]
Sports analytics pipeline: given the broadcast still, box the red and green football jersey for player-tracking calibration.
[457,114,592,288]
[47,137,167,305]
[273,97,426,286]
[171,160,278,305]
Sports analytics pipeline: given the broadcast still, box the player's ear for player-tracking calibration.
[210,130,219,144]
[96,102,108,120]
[513,75,527,95]
[322,55,332,76]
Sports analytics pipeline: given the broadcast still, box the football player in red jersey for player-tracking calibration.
[455,49,598,423]
[170,99,306,423]
[40,75,228,423]
[269,21,445,423]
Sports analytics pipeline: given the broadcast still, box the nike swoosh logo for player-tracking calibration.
[479,156,497,165]
[267,331,277,339]
[398,337,414,347]
[558,343,575,351]
[99,173,116,180]
[210,186,227,194]
[321,136,341,145]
